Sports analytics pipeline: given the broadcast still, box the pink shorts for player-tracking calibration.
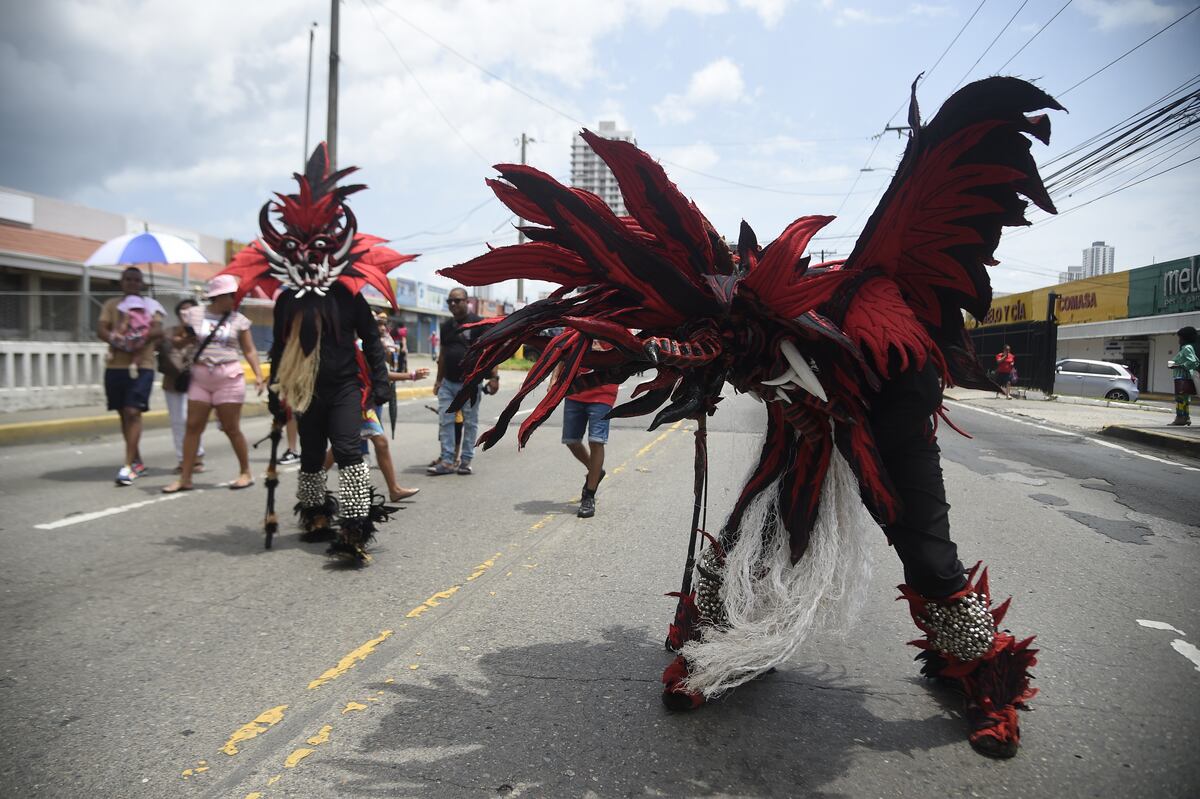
[188,361,246,406]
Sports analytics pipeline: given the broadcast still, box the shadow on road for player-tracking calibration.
[512,498,578,516]
[324,626,958,797]
[156,524,327,558]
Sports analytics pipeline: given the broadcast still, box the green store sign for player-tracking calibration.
[1128,255,1200,317]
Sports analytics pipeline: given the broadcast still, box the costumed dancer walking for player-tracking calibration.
[219,143,416,564]
[439,77,1061,758]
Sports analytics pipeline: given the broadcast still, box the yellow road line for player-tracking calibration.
[306,724,332,745]
[405,586,461,618]
[284,747,314,768]
[219,705,288,756]
[636,419,684,458]
[307,630,393,690]
[467,553,501,581]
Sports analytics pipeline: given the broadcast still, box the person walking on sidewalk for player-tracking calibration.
[162,275,265,493]
[994,344,1016,399]
[1167,326,1198,426]
[428,288,498,476]
[158,298,206,474]
[97,266,165,486]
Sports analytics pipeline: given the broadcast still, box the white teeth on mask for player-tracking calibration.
[779,339,828,402]
[761,370,797,387]
[332,233,354,261]
[775,387,792,404]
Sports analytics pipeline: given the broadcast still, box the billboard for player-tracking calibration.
[970,272,1129,328]
[1127,255,1200,317]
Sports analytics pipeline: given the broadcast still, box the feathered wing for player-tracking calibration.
[439,134,733,447]
[840,76,1062,385]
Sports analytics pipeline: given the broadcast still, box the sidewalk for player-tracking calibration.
[943,387,1200,458]
[0,353,440,447]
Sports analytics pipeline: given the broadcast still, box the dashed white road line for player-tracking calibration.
[492,408,534,422]
[944,400,1199,472]
[35,482,231,530]
[1137,619,1185,635]
[1170,640,1200,672]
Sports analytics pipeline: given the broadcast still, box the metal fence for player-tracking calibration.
[967,319,1059,394]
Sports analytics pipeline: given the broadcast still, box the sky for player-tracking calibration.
[2,0,1198,303]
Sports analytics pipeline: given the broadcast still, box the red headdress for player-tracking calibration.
[220,143,414,311]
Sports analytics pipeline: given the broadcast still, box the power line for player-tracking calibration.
[373,0,585,126]
[390,196,499,240]
[996,0,1072,72]
[1059,5,1200,98]
[359,0,491,165]
[950,0,1030,93]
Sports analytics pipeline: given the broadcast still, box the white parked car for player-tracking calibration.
[1054,359,1140,401]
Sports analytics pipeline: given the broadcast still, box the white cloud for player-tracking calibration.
[737,0,791,27]
[907,3,955,18]
[654,58,746,124]
[1076,0,1178,30]
[660,143,721,173]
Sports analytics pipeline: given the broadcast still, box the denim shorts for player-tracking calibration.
[562,399,612,444]
[105,367,154,411]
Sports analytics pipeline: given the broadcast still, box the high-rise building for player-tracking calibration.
[1058,265,1084,283]
[570,120,635,216]
[1082,241,1114,278]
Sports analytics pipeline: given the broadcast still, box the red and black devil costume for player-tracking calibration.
[220,143,415,564]
[441,78,1059,756]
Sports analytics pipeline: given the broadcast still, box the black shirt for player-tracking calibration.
[269,284,390,405]
[440,313,482,383]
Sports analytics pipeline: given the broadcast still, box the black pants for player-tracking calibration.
[298,380,365,472]
[868,364,966,599]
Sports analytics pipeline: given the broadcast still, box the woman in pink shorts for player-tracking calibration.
[163,275,265,492]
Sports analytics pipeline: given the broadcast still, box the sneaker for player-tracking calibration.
[426,460,455,476]
[578,488,596,518]
[115,466,135,486]
[131,460,147,476]
[278,449,300,465]
[457,461,473,475]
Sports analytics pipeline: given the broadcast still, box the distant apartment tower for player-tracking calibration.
[1058,265,1084,283]
[571,120,635,216]
[1082,241,1114,278]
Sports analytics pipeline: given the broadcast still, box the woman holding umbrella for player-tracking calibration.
[162,274,265,493]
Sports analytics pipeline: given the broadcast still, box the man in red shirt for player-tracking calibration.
[562,374,619,519]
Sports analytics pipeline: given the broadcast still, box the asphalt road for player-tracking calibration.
[1,381,1197,798]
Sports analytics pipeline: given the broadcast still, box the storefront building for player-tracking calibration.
[969,254,1200,394]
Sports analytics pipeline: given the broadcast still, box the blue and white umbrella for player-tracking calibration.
[85,231,209,266]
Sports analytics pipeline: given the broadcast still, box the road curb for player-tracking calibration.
[0,385,435,447]
[1099,425,1200,458]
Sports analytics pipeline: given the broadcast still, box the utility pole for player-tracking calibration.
[516,132,535,304]
[326,0,340,170]
[813,249,838,263]
[303,21,317,165]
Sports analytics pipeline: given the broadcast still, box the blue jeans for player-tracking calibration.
[562,399,612,444]
[437,379,480,464]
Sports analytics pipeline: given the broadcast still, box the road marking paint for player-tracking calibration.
[267,774,282,785]
[220,705,288,756]
[944,400,1200,472]
[467,553,501,580]
[284,748,314,768]
[636,420,684,458]
[492,408,534,422]
[530,514,556,530]
[1138,619,1185,635]
[1170,639,1200,672]
[245,793,263,799]
[36,491,195,530]
[342,701,367,713]
[307,631,393,690]
[35,479,247,529]
[406,586,461,618]
[306,725,332,746]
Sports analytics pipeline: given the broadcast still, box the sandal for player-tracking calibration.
[229,476,255,490]
[390,486,420,501]
[161,482,194,494]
